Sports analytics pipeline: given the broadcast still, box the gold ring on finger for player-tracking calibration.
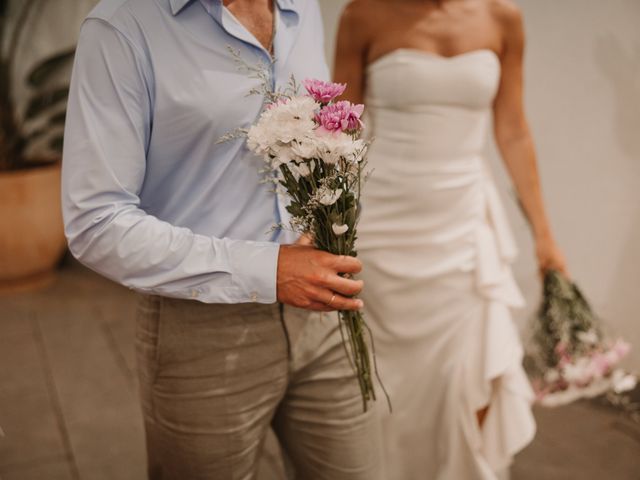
[326,293,337,307]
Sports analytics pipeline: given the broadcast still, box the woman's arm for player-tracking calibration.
[492,4,567,275]
[333,1,369,104]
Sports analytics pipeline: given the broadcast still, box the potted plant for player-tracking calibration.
[0,0,75,292]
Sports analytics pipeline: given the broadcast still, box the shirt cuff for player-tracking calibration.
[226,239,280,303]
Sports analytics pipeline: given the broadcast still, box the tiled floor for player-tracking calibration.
[1,259,639,480]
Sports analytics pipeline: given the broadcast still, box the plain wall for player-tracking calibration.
[319,0,640,369]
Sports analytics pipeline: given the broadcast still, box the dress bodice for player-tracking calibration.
[359,47,519,273]
[365,49,501,158]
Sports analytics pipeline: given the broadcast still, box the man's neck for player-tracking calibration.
[223,0,276,53]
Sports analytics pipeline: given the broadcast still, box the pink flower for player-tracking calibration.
[600,340,631,368]
[315,101,365,134]
[303,79,346,104]
[555,341,572,367]
[555,341,568,356]
[590,352,611,377]
[612,339,631,359]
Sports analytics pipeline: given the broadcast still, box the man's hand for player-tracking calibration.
[277,245,364,312]
[295,233,314,246]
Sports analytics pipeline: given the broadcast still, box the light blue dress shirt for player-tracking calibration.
[62,0,329,303]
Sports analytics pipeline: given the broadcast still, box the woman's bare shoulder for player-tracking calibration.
[484,0,524,52]
[340,0,389,30]
[486,0,523,27]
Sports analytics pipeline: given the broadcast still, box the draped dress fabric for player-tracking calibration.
[358,49,536,479]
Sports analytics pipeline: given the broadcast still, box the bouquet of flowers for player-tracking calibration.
[226,65,386,410]
[526,270,637,407]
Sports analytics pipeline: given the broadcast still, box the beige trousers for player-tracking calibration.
[135,295,379,480]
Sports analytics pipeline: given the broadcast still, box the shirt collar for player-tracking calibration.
[170,0,300,16]
[169,0,193,15]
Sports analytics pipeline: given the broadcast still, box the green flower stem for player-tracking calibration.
[278,154,389,412]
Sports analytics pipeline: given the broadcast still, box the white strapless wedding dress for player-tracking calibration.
[358,49,536,479]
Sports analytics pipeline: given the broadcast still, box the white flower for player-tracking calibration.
[317,187,343,206]
[332,223,349,235]
[288,162,312,179]
[291,138,319,160]
[295,162,312,177]
[247,124,273,157]
[315,132,357,165]
[247,97,319,160]
[561,357,592,384]
[577,330,599,345]
[543,368,560,383]
[349,139,366,162]
[270,143,296,167]
[539,379,611,407]
[282,96,319,121]
[286,163,301,181]
[612,369,637,393]
[267,97,318,144]
[317,148,340,165]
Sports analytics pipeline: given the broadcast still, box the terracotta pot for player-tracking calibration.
[0,163,67,293]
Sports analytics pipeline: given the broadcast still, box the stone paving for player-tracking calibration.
[0,259,638,479]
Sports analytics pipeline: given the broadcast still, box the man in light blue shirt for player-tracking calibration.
[62,0,379,478]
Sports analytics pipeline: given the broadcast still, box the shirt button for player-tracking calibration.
[190,290,199,299]
[250,291,258,302]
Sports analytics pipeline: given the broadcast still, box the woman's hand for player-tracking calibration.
[535,235,568,277]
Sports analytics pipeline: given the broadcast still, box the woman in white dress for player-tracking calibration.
[334,0,568,478]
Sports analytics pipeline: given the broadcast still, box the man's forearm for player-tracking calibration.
[63,199,279,303]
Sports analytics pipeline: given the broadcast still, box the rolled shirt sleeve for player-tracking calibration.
[62,19,279,304]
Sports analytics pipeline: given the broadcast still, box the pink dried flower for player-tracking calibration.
[590,352,611,376]
[555,341,568,356]
[555,341,572,367]
[612,339,631,359]
[303,79,346,104]
[315,101,365,134]
[600,341,628,368]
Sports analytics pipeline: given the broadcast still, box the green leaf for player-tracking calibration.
[49,135,64,153]
[26,48,75,88]
[24,126,48,144]
[24,87,69,120]
[286,204,304,218]
[23,110,67,147]
[48,110,66,125]
[328,211,342,224]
